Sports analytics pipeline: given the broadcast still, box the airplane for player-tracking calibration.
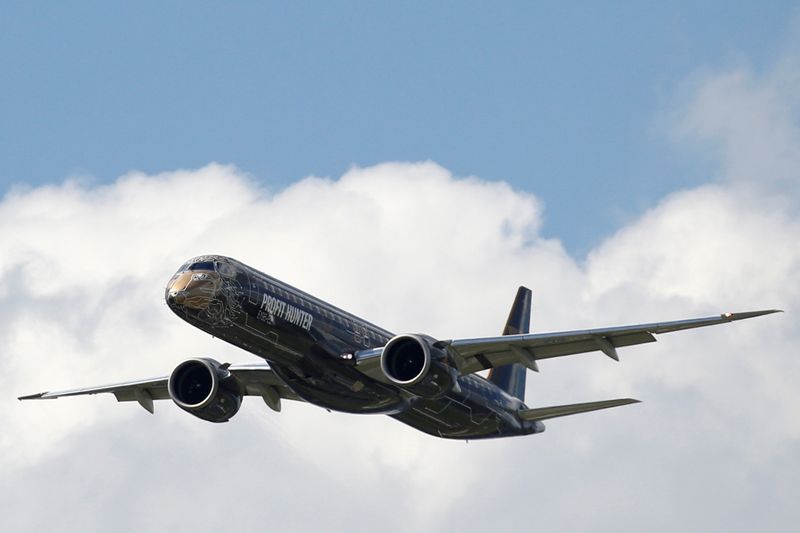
[18,255,781,440]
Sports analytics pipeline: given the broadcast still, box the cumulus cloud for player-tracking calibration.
[3,48,800,533]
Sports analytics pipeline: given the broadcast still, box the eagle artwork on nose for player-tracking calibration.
[165,258,244,327]
[167,270,220,310]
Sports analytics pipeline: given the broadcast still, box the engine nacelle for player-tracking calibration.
[167,357,243,423]
[379,334,458,399]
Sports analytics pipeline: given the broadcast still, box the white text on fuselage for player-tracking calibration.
[259,293,313,331]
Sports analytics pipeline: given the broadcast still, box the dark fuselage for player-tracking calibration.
[165,255,538,439]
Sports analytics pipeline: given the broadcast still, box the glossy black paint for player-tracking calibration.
[165,255,544,439]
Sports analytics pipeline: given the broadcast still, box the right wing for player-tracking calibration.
[18,362,302,413]
[355,309,781,380]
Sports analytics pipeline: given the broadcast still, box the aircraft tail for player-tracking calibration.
[488,286,532,402]
[517,398,641,421]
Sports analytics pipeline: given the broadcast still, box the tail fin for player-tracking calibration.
[488,286,532,401]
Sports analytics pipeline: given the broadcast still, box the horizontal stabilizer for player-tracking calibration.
[518,398,640,421]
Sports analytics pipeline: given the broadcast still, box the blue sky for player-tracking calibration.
[2,2,797,255]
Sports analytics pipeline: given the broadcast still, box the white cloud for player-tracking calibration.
[670,53,800,196]
[4,44,800,533]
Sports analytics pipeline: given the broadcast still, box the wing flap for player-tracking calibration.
[518,398,640,421]
[460,331,658,373]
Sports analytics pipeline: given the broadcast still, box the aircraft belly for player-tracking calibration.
[391,394,519,439]
[269,364,405,414]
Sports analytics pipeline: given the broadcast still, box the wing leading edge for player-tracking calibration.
[18,362,302,414]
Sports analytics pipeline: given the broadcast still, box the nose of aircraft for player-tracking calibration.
[165,272,192,306]
[165,265,220,311]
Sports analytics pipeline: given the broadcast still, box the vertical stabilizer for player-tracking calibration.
[488,286,532,401]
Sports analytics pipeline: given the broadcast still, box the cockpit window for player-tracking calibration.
[189,261,215,271]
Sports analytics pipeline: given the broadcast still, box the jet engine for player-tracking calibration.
[167,358,243,423]
[379,334,459,398]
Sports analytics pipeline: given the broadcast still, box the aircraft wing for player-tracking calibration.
[449,310,781,374]
[18,362,302,413]
[355,310,781,379]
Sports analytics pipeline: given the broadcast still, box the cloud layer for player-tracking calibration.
[3,53,800,533]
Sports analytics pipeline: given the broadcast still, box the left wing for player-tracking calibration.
[18,362,302,413]
[356,310,781,379]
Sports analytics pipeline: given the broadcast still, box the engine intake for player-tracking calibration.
[168,358,243,423]
[380,334,458,398]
